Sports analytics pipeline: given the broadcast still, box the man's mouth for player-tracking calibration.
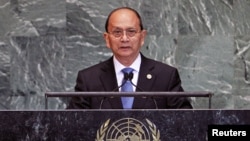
[120,46,130,48]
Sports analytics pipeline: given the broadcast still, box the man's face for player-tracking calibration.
[104,9,146,61]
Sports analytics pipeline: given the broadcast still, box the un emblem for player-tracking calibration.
[95,118,161,141]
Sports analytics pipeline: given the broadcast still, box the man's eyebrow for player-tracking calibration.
[112,27,137,30]
[112,27,122,30]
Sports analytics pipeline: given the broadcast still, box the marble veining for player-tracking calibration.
[0,0,250,110]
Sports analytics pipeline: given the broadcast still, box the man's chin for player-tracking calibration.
[119,51,133,57]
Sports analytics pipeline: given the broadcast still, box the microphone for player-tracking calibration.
[126,72,143,91]
[99,72,158,109]
[112,72,131,92]
[99,72,131,109]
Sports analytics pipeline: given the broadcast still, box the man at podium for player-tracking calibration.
[67,7,192,109]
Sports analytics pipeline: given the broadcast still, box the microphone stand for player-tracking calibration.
[126,72,159,109]
[99,72,159,109]
[99,72,131,109]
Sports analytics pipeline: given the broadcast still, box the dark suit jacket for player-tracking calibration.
[67,54,192,109]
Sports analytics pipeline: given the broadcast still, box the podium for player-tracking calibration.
[0,110,250,140]
[1,92,249,140]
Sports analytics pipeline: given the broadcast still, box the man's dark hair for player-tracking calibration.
[105,7,144,32]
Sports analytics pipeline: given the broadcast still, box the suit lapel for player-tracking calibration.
[99,57,123,109]
[99,58,117,91]
[137,54,156,91]
[133,54,157,108]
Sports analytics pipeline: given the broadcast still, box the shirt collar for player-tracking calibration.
[113,54,141,74]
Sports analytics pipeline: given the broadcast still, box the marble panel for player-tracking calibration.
[178,0,234,35]
[8,36,67,109]
[3,0,66,36]
[234,0,250,35]
[0,0,250,110]
[0,37,11,109]
[234,35,250,108]
[176,35,234,108]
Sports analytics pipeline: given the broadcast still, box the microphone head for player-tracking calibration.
[128,72,133,80]
[124,73,130,80]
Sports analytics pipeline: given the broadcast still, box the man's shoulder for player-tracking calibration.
[142,55,177,71]
[78,57,113,74]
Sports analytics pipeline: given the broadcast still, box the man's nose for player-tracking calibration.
[120,31,129,41]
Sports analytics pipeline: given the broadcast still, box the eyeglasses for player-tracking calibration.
[109,29,140,38]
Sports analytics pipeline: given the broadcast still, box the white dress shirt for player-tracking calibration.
[113,54,141,92]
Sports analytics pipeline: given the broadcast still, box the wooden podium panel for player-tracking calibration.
[0,110,249,141]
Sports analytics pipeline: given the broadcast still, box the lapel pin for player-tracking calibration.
[146,74,152,79]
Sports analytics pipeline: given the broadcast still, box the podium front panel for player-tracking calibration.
[0,110,249,141]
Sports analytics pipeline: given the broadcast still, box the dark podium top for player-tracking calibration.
[0,109,250,141]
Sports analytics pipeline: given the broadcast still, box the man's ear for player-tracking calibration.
[103,32,111,49]
[140,30,147,46]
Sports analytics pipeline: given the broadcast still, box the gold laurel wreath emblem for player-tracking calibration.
[146,118,161,141]
[95,118,161,141]
[95,119,110,141]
